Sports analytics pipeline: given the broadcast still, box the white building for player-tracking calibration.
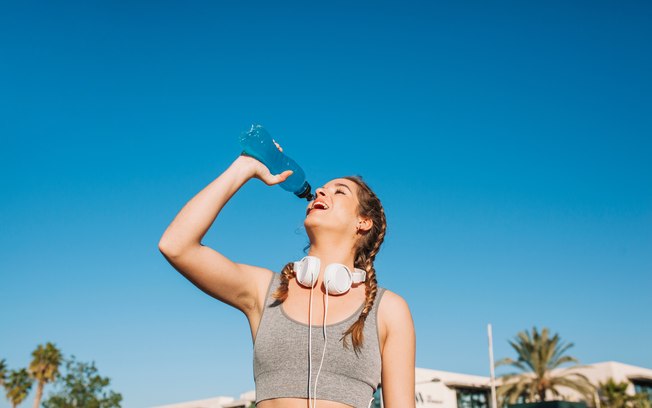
[409,361,652,408]
[153,391,256,408]
[411,366,496,408]
[546,361,652,404]
[153,361,652,408]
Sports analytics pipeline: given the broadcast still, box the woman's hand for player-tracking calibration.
[236,140,294,186]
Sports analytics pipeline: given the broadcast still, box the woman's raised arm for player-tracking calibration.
[158,154,293,319]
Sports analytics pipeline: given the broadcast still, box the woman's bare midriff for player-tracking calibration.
[257,397,353,408]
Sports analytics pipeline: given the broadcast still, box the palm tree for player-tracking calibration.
[28,343,63,408]
[597,378,652,408]
[495,326,595,405]
[0,359,8,386]
[5,368,33,408]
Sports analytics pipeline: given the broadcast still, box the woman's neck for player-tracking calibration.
[306,243,356,274]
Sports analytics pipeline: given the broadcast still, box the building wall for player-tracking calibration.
[413,367,493,408]
[411,362,652,408]
[546,361,652,402]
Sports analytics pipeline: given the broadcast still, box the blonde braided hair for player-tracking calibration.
[273,175,387,353]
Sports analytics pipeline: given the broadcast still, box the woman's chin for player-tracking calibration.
[304,218,318,230]
[304,218,329,233]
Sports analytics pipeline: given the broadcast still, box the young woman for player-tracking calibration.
[158,150,416,408]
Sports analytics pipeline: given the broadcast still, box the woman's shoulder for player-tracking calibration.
[376,289,413,330]
[377,288,410,309]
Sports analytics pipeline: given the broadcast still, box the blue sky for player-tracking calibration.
[1,1,651,407]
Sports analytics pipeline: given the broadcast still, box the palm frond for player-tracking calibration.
[549,375,595,400]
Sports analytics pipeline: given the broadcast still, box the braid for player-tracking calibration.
[272,175,387,355]
[273,262,295,301]
[341,190,387,354]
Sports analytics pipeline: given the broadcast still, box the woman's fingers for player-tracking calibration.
[263,169,293,185]
[241,148,292,186]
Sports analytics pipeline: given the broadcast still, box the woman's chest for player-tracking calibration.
[281,284,366,326]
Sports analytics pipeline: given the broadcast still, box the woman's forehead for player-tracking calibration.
[323,178,356,190]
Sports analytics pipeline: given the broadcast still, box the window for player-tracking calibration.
[457,388,490,408]
[633,380,652,403]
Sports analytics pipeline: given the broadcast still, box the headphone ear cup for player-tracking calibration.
[324,264,353,294]
[295,256,320,288]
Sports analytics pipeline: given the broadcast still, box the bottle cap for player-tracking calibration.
[295,182,314,201]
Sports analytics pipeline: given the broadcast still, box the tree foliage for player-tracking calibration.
[0,359,7,386]
[495,326,595,405]
[597,378,652,408]
[4,368,34,408]
[42,355,122,408]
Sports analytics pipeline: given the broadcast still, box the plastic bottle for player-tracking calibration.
[239,124,314,201]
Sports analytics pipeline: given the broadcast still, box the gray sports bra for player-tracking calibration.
[253,272,386,408]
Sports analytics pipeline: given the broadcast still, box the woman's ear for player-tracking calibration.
[357,217,373,232]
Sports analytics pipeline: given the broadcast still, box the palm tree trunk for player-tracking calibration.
[33,381,44,408]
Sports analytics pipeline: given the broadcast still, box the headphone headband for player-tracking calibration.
[351,268,366,283]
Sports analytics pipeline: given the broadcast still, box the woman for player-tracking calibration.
[158,149,415,408]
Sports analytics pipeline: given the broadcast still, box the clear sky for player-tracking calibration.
[1,1,650,407]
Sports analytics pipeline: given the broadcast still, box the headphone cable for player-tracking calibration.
[312,286,329,408]
[308,281,314,407]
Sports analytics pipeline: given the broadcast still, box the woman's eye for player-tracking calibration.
[335,189,345,194]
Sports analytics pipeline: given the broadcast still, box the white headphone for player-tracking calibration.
[293,255,369,408]
[293,255,366,294]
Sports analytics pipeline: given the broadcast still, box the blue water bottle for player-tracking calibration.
[239,124,314,201]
